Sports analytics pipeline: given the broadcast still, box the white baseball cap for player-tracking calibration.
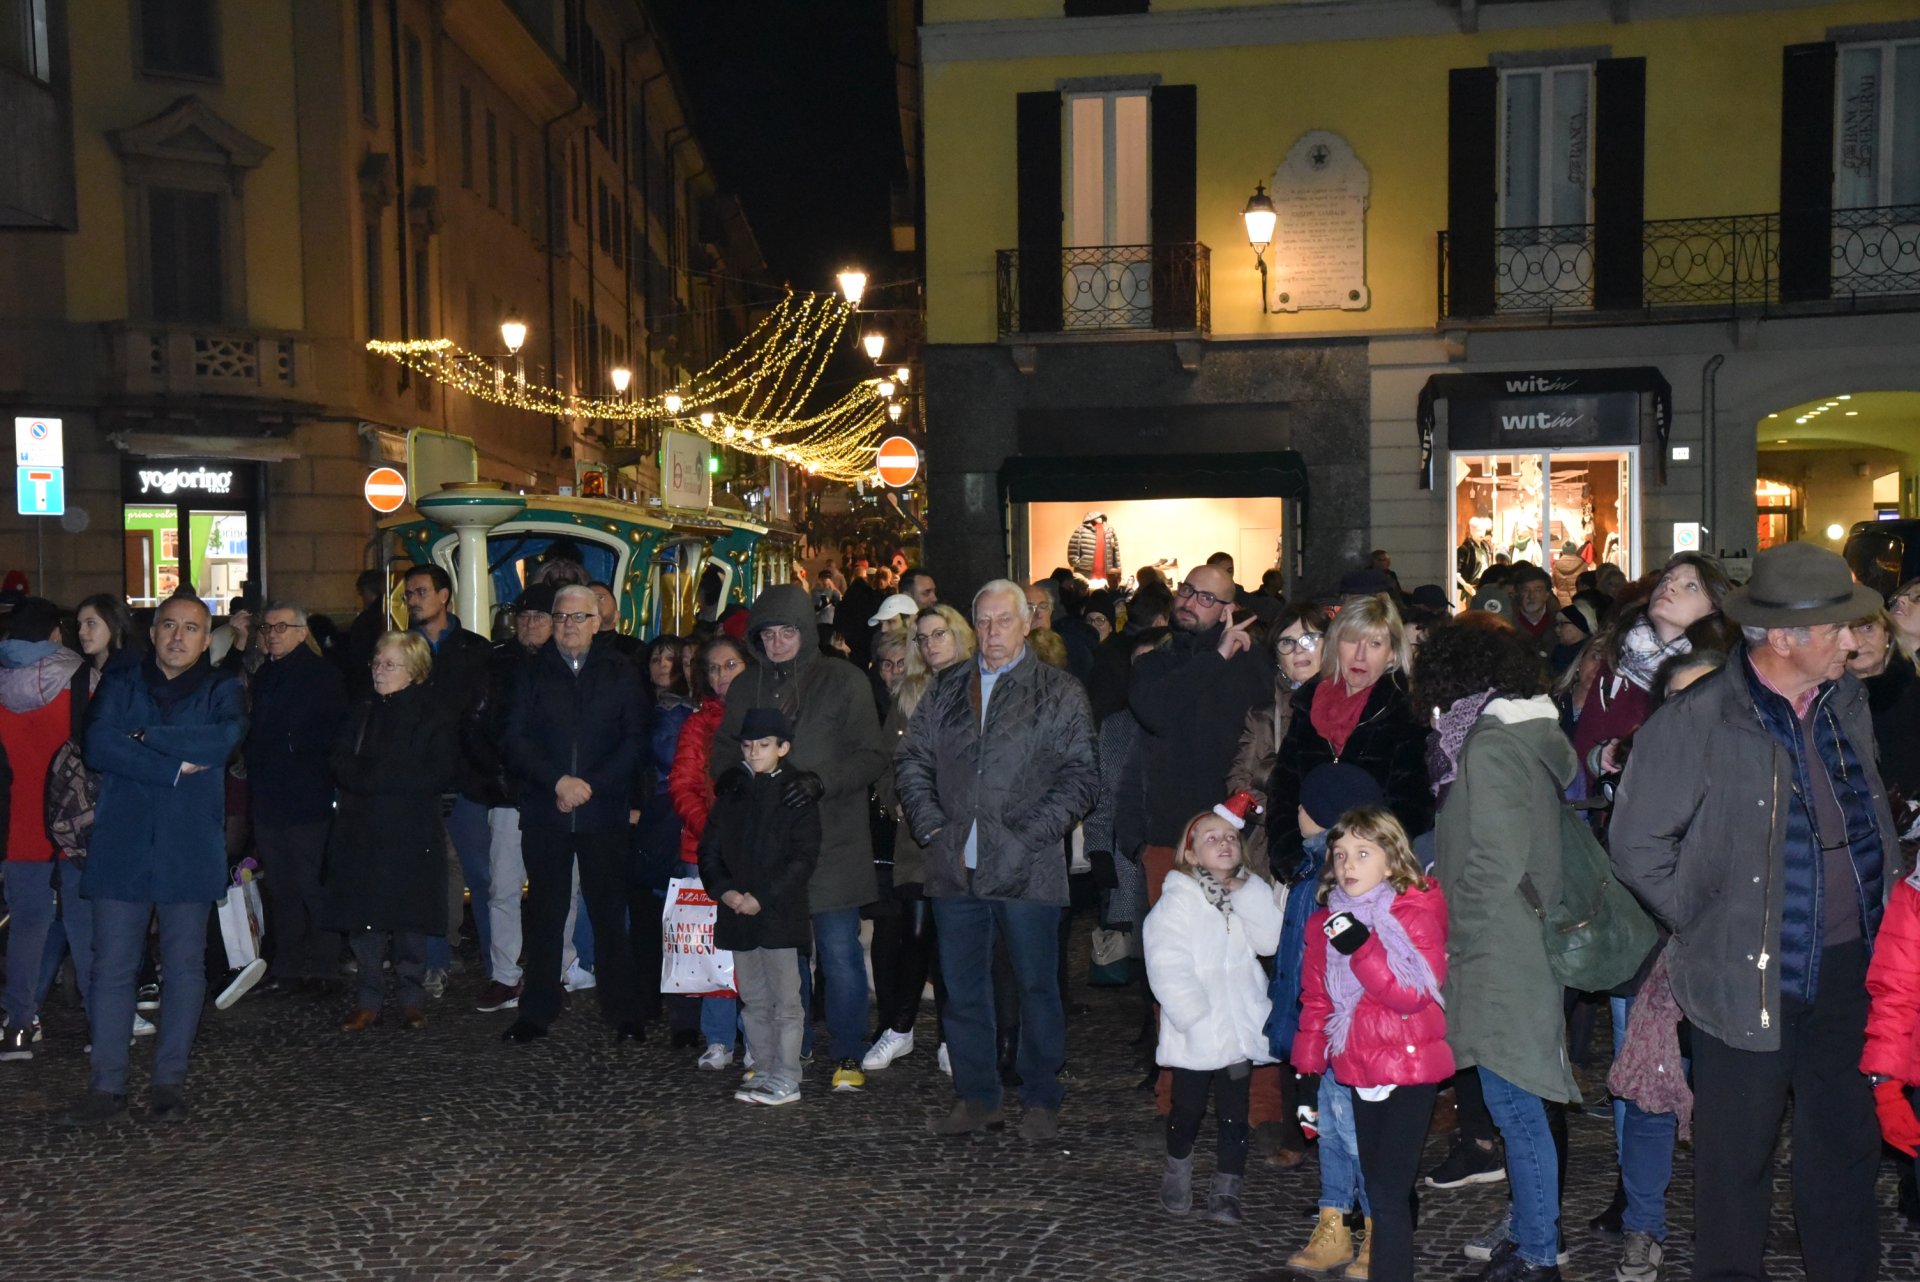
[868,593,919,626]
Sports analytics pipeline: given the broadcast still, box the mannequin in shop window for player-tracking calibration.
[1507,523,1543,567]
[1456,518,1495,597]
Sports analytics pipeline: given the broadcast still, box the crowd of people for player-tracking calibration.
[2,537,1919,1282]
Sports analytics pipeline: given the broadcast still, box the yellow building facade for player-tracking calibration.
[918,0,1920,595]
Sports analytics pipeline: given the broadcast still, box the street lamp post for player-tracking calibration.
[836,268,868,309]
[1241,184,1277,314]
[497,315,528,391]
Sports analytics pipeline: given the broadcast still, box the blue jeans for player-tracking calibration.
[429,798,491,970]
[1609,995,1676,1240]
[1479,1066,1562,1268]
[1317,1065,1372,1216]
[932,895,1065,1111]
[39,858,96,1010]
[810,907,868,1062]
[89,898,210,1094]
[2,861,56,1029]
[702,994,739,1048]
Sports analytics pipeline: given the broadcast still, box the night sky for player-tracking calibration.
[652,0,906,296]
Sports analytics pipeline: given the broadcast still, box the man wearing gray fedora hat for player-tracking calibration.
[1612,541,1897,1282]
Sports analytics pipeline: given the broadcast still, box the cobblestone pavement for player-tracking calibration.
[2,939,1916,1282]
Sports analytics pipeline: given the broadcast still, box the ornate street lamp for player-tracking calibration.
[861,330,886,362]
[1242,183,1277,314]
[836,268,868,308]
[663,388,684,415]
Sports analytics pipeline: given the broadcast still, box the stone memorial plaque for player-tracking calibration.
[1268,131,1370,313]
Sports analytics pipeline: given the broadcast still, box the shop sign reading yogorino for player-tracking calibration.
[136,466,236,496]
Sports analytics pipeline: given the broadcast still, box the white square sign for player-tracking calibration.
[14,417,63,468]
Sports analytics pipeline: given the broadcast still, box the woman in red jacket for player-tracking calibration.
[667,634,752,1069]
[1864,869,1920,1175]
[1294,806,1452,1282]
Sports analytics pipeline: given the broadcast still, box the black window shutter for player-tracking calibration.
[1592,58,1646,311]
[1447,67,1499,318]
[149,189,223,322]
[1779,42,1836,303]
[1015,90,1063,333]
[1151,83,1198,329]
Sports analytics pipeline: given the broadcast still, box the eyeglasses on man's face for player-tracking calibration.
[1176,583,1226,609]
[553,611,594,625]
[260,621,305,636]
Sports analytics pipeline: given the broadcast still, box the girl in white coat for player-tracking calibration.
[1143,796,1283,1225]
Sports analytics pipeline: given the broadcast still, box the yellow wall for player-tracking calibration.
[65,3,305,330]
[924,2,1905,344]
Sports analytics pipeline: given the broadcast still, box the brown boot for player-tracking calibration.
[1287,1207,1354,1272]
[1343,1218,1372,1278]
[341,1009,378,1033]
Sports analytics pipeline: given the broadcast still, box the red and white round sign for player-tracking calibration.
[364,466,408,513]
[875,436,919,487]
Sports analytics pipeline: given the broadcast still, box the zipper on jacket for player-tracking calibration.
[1758,765,1777,1030]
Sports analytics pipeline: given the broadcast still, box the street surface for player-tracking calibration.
[2,940,1916,1281]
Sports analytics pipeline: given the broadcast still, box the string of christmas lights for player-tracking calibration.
[366,291,889,483]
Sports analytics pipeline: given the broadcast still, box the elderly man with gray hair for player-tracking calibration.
[894,578,1099,1140]
[1612,542,1896,1282]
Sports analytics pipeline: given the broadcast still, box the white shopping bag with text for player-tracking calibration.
[661,875,736,997]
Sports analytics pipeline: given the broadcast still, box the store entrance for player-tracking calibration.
[120,459,263,613]
[1020,497,1287,590]
[1757,391,1920,554]
[1449,449,1636,604]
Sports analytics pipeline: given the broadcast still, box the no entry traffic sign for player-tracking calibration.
[875,436,919,488]
[364,466,408,513]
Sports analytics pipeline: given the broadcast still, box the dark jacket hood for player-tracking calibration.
[744,585,819,664]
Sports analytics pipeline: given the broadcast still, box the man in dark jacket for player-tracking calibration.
[895,580,1099,1141]
[475,584,554,1014]
[710,584,886,1090]
[1088,579,1172,724]
[403,563,497,991]
[499,585,648,1043]
[1613,543,1896,1282]
[246,602,349,996]
[66,594,247,1125]
[1130,563,1272,888]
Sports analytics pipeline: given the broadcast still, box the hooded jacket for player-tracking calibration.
[83,654,247,903]
[1294,881,1455,1090]
[1142,868,1283,1070]
[893,643,1099,906]
[709,585,887,914]
[1864,872,1920,1086]
[0,639,83,863]
[1433,700,1581,1103]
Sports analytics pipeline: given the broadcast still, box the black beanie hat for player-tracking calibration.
[1300,762,1387,830]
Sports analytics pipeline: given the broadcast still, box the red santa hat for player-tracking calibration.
[1213,790,1261,832]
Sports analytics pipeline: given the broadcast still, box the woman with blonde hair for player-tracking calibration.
[1266,596,1432,863]
[864,604,976,1074]
[323,631,457,1031]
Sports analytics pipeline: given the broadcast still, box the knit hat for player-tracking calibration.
[1213,790,1261,831]
[1084,589,1117,625]
[1299,763,1386,830]
[738,707,792,744]
[1557,599,1599,638]
[515,583,558,615]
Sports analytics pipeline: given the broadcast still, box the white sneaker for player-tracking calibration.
[697,1043,734,1070]
[562,962,597,991]
[937,1042,951,1076]
[861,1027,914,1072]
[131,1014,156,1038]
[744,1048,756,1070]
[421,967,449,999]
[214,957,268,1010]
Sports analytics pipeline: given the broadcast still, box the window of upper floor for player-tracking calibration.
[1499,63,1592,230]
[356,0,376,123]
[1836,38,1920,210]
[404,28,427,157]
[3,0,53,84]
[1065,90,1149,248]
[486,110,500,208]
[458,86,474,189]
[134,0,218,83]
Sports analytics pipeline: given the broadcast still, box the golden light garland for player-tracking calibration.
[366,291,893,483]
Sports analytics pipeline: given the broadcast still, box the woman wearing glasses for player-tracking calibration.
[1227,603,1334,874]
[667,634,755,1069]
[323,631,457,1031]
[1889,578,1920,659]
[865,604,977,1075]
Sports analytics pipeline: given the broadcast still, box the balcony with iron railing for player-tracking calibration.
[1439,205,1920,324]
[995,242,1210,339]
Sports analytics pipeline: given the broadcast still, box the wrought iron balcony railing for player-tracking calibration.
[995,242,1210,338]
[1439,205,1920,323]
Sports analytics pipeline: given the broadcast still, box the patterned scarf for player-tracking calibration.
[1616,614,1689,692]
[1426,689,1496,802]
[1197,868,1238,918]
[1323,881,1443,1056]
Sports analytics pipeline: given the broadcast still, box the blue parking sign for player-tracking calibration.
[16,466,64,516]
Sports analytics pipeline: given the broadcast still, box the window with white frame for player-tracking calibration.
[1063,90,1150,326]
[1499,64,1592,229]
[1836,39,1920,209]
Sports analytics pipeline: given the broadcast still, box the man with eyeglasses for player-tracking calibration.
[709,583,887,1093]
[244,603,349,997]
[500,585,648,1044]
[402,564,499,998]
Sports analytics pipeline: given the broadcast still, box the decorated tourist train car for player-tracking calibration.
[379,491,783,640]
